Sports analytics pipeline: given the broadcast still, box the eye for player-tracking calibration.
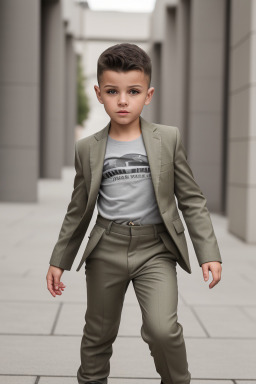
[129,89,140,95]
[106,89,117,95]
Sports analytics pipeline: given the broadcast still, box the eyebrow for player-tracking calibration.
[103,84,143,88]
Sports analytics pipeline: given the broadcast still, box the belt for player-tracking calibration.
[95,214,167,236]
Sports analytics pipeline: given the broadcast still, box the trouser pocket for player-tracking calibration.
[158,231,180,262]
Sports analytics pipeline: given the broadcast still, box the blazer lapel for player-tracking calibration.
[87,116,161,206]
[140,117,161,204]
[87,120,111,206]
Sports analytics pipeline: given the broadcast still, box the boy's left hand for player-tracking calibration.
[201,261,222,289]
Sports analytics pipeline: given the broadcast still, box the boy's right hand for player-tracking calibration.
[46,265,66,297]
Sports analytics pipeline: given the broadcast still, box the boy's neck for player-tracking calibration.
[108,117,142,141]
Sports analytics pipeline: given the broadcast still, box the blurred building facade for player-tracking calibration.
[78,8,151,137]
[0,0,150,202]
[144,0,256,243]
[0,0,81,202]
[0,0,255,243]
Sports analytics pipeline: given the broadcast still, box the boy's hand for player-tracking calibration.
[201,261,222,289]
[46,265,66,297]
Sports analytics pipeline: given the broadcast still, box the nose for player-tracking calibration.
[118,92,128,106]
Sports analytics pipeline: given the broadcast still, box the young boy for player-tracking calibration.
[46,43,222,384]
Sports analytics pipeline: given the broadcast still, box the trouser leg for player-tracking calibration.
[77,230,130,384]
[132,236,191,384]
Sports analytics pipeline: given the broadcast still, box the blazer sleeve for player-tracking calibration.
[49,140,88,270]
[173,127,222,266]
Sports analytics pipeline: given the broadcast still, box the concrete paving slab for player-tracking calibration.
[177,265,256,306]
[0,376,36,384]
[178,305,207,337]
[193,306,256,338]
[113,337,256,380]
[0,259,31,277]
[236,382,256,383]
[1,165,256,382]
[37,379,235,384]
[243,307,256,321]
[109,380,233,384]
[186,338,256,379]
[0,302,59,334]
[0,274,87,303]
[54,302,86,335]
[0,335,80,376]
[1,334,256,379]
[0,203,36,225]
[108,380,161,384]
[191,382,232,384]
[39,378,77,384]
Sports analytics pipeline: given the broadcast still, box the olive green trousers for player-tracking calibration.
[77,214,191,384]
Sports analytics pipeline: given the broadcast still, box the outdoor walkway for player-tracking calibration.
[0,167,256,384]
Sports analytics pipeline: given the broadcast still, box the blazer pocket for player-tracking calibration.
[172,217,185,234]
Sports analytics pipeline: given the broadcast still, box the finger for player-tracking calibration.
[209,269,220,289]
[53,275,61,291]
[202,264,209,281]
[46,276,56,297]
[55,281,66,295]
[58,282,66,292]
[219,266,222,281]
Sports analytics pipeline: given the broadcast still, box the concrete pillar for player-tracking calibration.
[227,0,256,242]
[187,0,227,212]
[64,35,77,166]
[143,43,162,124]
[0,1,40,202]
[40,0,65,178]
[160,7,178,126]
[176,0,191,144]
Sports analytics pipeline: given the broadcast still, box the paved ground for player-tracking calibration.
[0,166,256,384]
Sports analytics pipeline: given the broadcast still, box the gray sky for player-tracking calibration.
[87,0,156,12]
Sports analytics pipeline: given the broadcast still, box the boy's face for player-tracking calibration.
[94,70,154,126]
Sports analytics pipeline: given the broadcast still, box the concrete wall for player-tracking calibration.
[227,0,256,242]
[149,0,228,213]
[82,10,151,42]
[40,0,65,179]
[0,0,40,202]
[0,2,152,202]
[64,36,78,166]
[186,0,227,213]
[150,0,256,242]
[0,0,84,202]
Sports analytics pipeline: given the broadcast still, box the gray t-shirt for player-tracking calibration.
[97,133,163,225]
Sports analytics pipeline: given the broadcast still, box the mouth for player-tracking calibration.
[117,110,129,115]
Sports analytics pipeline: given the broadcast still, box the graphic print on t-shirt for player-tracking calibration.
[102,153,151,184]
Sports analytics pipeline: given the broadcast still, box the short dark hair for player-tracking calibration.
[97,43,152,86]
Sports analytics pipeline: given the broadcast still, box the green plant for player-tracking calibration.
[77,55,90,125]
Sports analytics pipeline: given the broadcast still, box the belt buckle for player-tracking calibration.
[128,221,141,226]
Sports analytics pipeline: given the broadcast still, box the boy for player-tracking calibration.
[46,43,222,384]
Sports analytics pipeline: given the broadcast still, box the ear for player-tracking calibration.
[94,85,104,104]
[144,87,155,105]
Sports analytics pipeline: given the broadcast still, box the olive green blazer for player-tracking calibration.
[49,116,222,274]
